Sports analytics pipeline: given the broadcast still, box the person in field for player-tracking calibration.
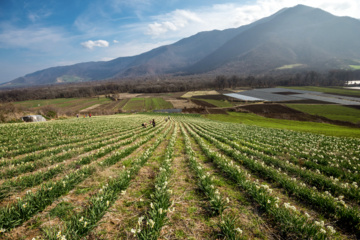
[152,119,156,127]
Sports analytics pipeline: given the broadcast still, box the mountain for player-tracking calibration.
[186,5,360,75]
[3,4,360,87]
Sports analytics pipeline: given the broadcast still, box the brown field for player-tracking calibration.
[181,90,220,98]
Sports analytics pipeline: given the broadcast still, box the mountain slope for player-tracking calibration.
[3,4,360,87]
[186,5,360,75]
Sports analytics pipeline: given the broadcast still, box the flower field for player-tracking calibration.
[0,114,359,239]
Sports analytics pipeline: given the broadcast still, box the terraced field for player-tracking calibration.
[122,98,173,112]
[0,114,359,239]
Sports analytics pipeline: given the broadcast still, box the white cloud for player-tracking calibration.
[113,40,119,43]
[146,9,202,36]
[0,24,68,52]
[27,8,52,23]
[81,40,110,49]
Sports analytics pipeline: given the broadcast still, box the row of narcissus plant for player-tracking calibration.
[0,115,148,158]
[0,117,167,235]
[1,123,141,171]
[195,121,360,188]
[195,120,360,181]
[181,125,244,240]
[0,120,165,200]
[191,123,360,202]
[187,122,360,236]
[135,123,178,240]
[46,123,173,240]
[199,120,360,175]
[183,122,335,239]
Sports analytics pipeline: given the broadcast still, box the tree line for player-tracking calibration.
[213,70,360,89]
[1,69,359,102]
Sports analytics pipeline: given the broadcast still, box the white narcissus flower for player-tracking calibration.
[138,216,144,225]
[148,219,155,228]
[235,228,243,234]
[327,225,336,234]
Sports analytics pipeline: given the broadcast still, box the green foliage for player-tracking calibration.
[205,112,360,138]
[286,104,360,123]
[123,97,173,112]
[218,216,244,240]
[276,64,304,70]
[50,202,75,221]
[349,65,360,70]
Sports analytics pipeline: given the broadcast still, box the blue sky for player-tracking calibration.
[0,0,359,84]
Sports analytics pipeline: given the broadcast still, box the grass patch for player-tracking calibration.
[50,202,75,221]
[281,86,360,97]
[286,104,360,123]
[205,112,360,138]
[14,97,111,109]
[151,97,173,109]
[349,65,360,70]
[14,98,78,108]
[123,98,145,111]
[123,97,173,112]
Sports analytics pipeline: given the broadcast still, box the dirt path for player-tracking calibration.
[80,104,101,113]
[162,129,216,240]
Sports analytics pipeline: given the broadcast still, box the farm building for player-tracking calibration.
[21,115,46,122]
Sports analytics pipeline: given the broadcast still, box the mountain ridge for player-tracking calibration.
[3,4,360,87]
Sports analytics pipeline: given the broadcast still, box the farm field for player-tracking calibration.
[122,98,173,112]
[286,104,360,124]
[14,97,112,110]
[0,114,359,239]
[194,98,233,108]
[181,90,219,98]
[282,86,360,98]
[206,111,360,137]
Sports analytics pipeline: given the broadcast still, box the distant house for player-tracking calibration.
[21,115,46,122]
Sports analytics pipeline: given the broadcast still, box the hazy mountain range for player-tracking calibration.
[3,4,360,87]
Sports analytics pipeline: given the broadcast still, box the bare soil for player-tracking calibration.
[167,99,198,109]
[190,99,216,108]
